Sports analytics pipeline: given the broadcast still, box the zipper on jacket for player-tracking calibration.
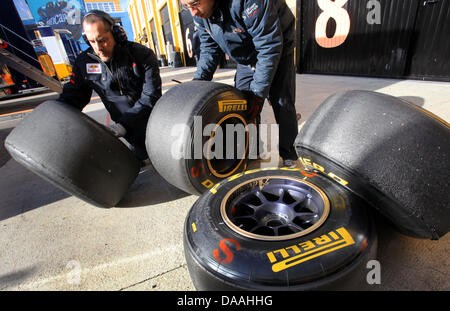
[115,62,123,95]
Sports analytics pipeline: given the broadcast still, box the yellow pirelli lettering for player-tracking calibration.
[191,223,197,232]
[267,252,277,263]
[286,245,301,254]
[298,157,349,186]
[209,167,296,195]
[313,235,332,245]
[328,172,349,186]
[280,167,302,172]
[329,231,340,239]
[209,182,220,194]
[267,248,290,263]
[218,100,247,112]
[313,163,325,172]
[299,157,312,166]
[244,168,262,175]
[201,179,215,188]
[261,167,279,171]
[227,172,244,182]
[268,228,355,273]
[299,240,315,251]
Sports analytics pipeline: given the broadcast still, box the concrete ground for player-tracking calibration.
[0,67,448,291]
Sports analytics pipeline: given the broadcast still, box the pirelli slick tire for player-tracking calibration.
[294,90,450,240]
[4,100,140,208]
[183,168,377,291]
[146,81,251,195]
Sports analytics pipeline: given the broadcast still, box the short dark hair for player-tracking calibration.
[83,10,113,31]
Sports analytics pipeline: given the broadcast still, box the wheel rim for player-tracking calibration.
[220,176,330,241]
[206,113,249,178]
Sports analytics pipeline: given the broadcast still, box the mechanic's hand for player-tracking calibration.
[241,90,264,121]
[107,123,127,137]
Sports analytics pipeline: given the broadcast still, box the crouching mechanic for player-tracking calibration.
[58,10,162,163]
[183,0,299,168]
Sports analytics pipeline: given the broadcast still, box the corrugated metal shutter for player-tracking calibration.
[405,0,450,80]
[298,0,449,81]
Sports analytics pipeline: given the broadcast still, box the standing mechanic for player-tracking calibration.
[58,10,162,163]
[182,0,299,167]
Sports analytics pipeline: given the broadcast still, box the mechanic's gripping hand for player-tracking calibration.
[107,123,127,137]
[241,90,264,121]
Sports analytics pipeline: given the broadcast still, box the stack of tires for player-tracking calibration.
[4,81,251,207]
[182,90,450,290]
[5,83,449,290]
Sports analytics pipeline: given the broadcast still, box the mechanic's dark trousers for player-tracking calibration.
[234,52,299,161]
[124,122,149,161]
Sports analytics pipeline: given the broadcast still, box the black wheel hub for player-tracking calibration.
[221,176,330,241]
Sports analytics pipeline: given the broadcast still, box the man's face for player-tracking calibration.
[181,0,215,19]
[83,20,116,62]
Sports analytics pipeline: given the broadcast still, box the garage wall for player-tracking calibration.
[297,0,450,81]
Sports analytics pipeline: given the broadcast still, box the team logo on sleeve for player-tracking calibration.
[244,3,259,19]
[86,63,102,74]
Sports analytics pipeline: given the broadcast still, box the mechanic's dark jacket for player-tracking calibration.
[193,0,295,98]
[58,41,162,137]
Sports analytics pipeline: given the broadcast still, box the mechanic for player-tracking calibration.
[182,0,299,168]
[57,10,162,163]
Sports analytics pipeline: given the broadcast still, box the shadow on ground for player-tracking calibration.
[0,265,38,290]
[116,164,191,208]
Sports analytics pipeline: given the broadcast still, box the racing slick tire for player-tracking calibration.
[294,90,450,239]
[183,167,377,290]
[4,100,140,208]
[146,81,252,195]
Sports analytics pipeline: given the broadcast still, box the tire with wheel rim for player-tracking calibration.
[146,81,251,195]
[184,167,377,290]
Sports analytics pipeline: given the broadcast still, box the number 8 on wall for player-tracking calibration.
[315,0,351,48]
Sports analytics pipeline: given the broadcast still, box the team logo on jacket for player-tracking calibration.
[244,3,259,19]
[86,63,102,74]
